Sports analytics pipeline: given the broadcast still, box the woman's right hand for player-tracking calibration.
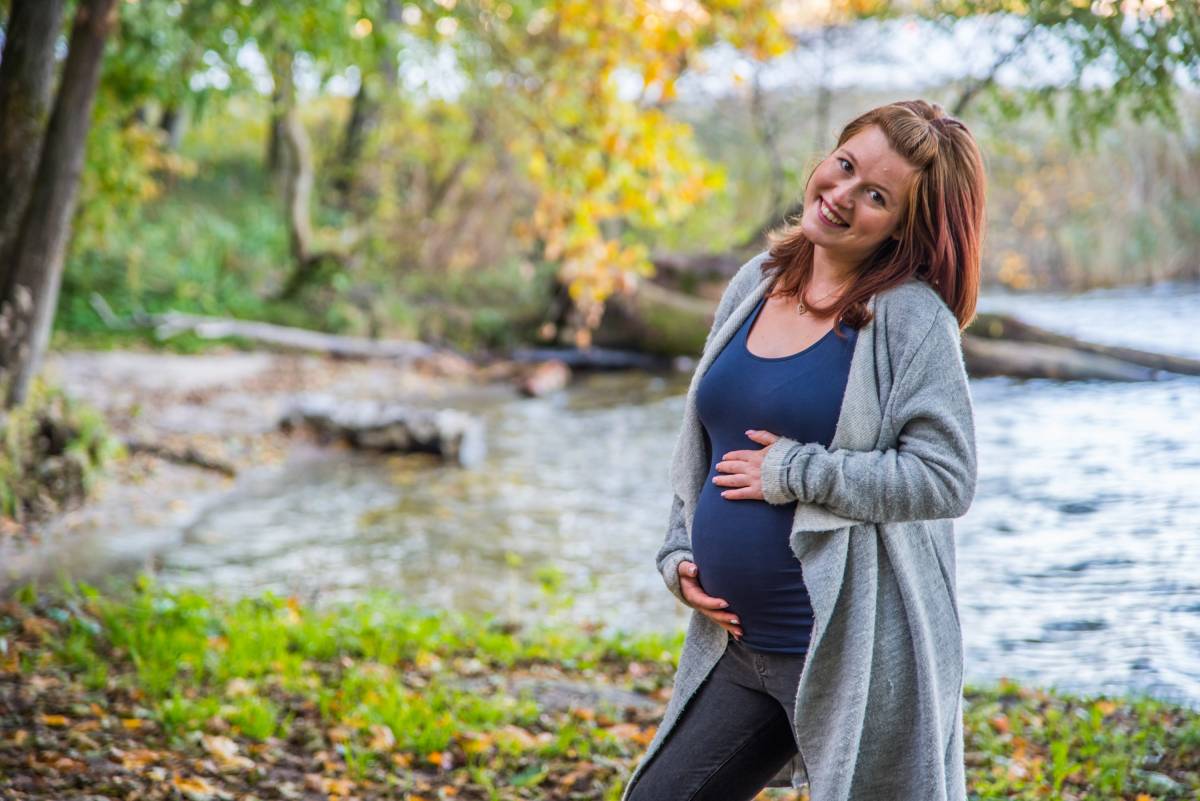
[677,560,744,640]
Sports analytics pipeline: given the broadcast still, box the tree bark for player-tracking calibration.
[1,0,119,409]
[0,0,67,288]
[266,48,294,185]
[334,1,400,204]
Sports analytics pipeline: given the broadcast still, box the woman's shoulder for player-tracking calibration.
[710,250,773,320]
[874,277,954,332]
[731,249,774,293]
[872,277,961,364]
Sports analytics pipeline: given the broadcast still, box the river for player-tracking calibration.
[21,280,1200,708]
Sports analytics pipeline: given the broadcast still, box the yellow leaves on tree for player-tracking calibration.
[498,0,773,342]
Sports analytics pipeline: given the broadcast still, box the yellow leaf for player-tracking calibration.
[121,718,144,730]
[606,722,656,745]
[171,774,216,797]
[40,714,69,727]
[121,748,162,769]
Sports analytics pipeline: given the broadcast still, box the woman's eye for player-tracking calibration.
[870,190,885,205]
[839,158,851,171]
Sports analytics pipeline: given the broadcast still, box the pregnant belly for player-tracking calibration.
[690,482,815,644]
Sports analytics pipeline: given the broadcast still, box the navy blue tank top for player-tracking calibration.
[692,293,857,653]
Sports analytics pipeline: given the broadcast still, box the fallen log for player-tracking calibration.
[122,437,238,477]
[145,311,438,363]
[967,311,1200,377]
[279,394,486,467]
[961,337,1160,381]
[594,280,714,358]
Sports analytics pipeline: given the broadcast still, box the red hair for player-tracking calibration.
[762,99,986,332]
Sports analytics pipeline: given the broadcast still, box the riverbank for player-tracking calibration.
[1,347,514,589]
[1,580,1196,800]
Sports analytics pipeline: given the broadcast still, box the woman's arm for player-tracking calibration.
[759,307,977,523]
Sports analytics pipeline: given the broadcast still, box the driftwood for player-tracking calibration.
[961,337,1160,381]
[967,311,1200,377]
[279,394,486,467]
[122,437,238,477]
[147,311,437,363]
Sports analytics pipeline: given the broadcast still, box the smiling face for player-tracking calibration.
[800,124,919,271]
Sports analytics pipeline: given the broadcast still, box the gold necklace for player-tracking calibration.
[796,279,850,316]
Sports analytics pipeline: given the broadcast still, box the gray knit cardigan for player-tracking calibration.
[621,250,977,801]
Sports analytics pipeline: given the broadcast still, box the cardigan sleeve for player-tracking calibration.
[656,494,694,605]
[759,307,977,522]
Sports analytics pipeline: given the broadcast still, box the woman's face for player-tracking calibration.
[800,124,919,268]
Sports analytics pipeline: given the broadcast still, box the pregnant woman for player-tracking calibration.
[622,99,985,801]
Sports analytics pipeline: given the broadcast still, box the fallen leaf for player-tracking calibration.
[172,774,218,800]
[29,674,58,692]
[457,731,494,756]
[40,714,69,727]
[121,748,162,770]
[202,734,255,771]
[606,723,655,745]
[368,723,396,751]
[304,773,355,797]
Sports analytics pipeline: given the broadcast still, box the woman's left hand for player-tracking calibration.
[713,429,781,501]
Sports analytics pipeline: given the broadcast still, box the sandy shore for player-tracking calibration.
[1,347,510,589]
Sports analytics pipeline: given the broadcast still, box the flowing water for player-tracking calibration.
[24,281,1200,707]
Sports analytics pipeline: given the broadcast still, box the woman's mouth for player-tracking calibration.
[817,196,849,228]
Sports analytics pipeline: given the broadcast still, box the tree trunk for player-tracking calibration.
[0,0,67,289]
[159,104,187,151]
[333,78,384,205]
[277,97,328,299]
[0,0,119,409]
[334,0,400,205]
[265,48,294,185]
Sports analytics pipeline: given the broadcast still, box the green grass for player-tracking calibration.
[4,577,1197,799]
[56,149,560,355]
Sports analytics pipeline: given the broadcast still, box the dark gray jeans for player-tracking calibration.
[625,637,806,801]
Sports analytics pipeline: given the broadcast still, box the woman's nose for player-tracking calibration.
[827,182,853,213]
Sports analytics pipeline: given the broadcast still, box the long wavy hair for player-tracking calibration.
[761,99,986,332]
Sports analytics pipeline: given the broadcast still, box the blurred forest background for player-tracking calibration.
[3,0,1198,384]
